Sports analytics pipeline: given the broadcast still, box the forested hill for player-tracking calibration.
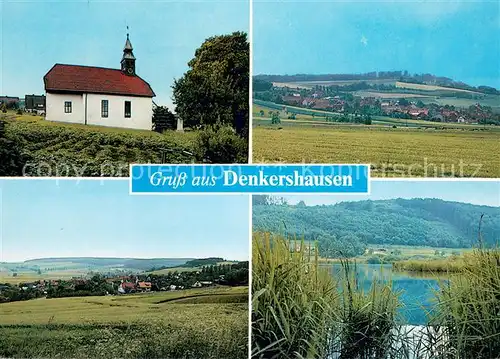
[253,199,500,254]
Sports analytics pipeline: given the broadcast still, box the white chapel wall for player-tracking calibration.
[46,93,84,124]
[86,94,152,130]
[45,93,153,130]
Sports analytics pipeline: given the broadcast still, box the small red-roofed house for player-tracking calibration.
[119,282,137,294]
[137,281,152,292]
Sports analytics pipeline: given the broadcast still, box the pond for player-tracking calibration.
[326,263,446,325]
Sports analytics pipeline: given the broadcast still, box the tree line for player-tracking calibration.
[0,262,249,303]
[149,261,249,290]
[252,197,500,258]
[152,31,249,163]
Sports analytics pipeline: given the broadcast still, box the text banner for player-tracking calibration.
[130,164,370,194]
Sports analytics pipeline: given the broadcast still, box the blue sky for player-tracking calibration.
[254,0,500,88]
[282,180,500,207]
[0,0,249,108]
[0,180,249,262]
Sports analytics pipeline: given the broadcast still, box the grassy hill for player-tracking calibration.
[1,112,197,176]
[394,81,481,94]
[0,257,195,283]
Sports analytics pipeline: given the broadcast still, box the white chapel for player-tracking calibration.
[43,34,155,130]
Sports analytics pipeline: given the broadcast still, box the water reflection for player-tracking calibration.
[323,263,449,325]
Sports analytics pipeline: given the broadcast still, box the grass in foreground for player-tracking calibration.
[0,286,248,358]
[252,125,500,177]
[252,233,337,358]
[432,247,500,359]
[252,233,404,359]
[336,259,402,359]
[253,232,500,358]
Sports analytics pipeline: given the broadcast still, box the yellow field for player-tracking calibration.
[252,126,500,177]
[355,91,429,98]
[395,81,480,94]
[0,286,248,325]
[0,271,87,284]
[271,78,396,89]
[0,286,248,358]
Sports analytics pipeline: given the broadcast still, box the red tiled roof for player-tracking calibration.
[121,282,136,289]
[138,281,152,288]
[44,64,155,97]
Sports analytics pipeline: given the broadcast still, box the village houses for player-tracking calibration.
[277,89,489,124]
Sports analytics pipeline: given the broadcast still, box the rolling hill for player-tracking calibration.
[253,198,500,254]
[0,257,195,277]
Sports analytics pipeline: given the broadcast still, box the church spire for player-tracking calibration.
[124,32,133,51]
[121,27,136,76]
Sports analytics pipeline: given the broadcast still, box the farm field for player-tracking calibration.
[1,112,198,176]
[271,78,397,89]
[254,100,344,117]
[149,267,200,274]
[0,271,86,284]
[0,286,248,358]
[431,96,500,111]
[252,125,500,177]
[354,91,429,99]
[395,81,481,94]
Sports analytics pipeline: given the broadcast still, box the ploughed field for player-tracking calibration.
[252,125,500,177]
[0,286,248,359]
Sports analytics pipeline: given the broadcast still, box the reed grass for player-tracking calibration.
[334,259,402,359]
[252,233,405,359]
[432,247,500,359]
[251,232,338,358]
[252,231,499,358]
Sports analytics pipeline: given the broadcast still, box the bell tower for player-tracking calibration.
[121,29,136,76]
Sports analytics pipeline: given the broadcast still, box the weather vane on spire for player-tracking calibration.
[126,25,129,39]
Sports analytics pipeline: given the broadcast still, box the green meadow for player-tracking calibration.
[1,111,197,176]
[0,286,248,358]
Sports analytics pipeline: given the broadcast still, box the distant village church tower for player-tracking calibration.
[44,33,155,130]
